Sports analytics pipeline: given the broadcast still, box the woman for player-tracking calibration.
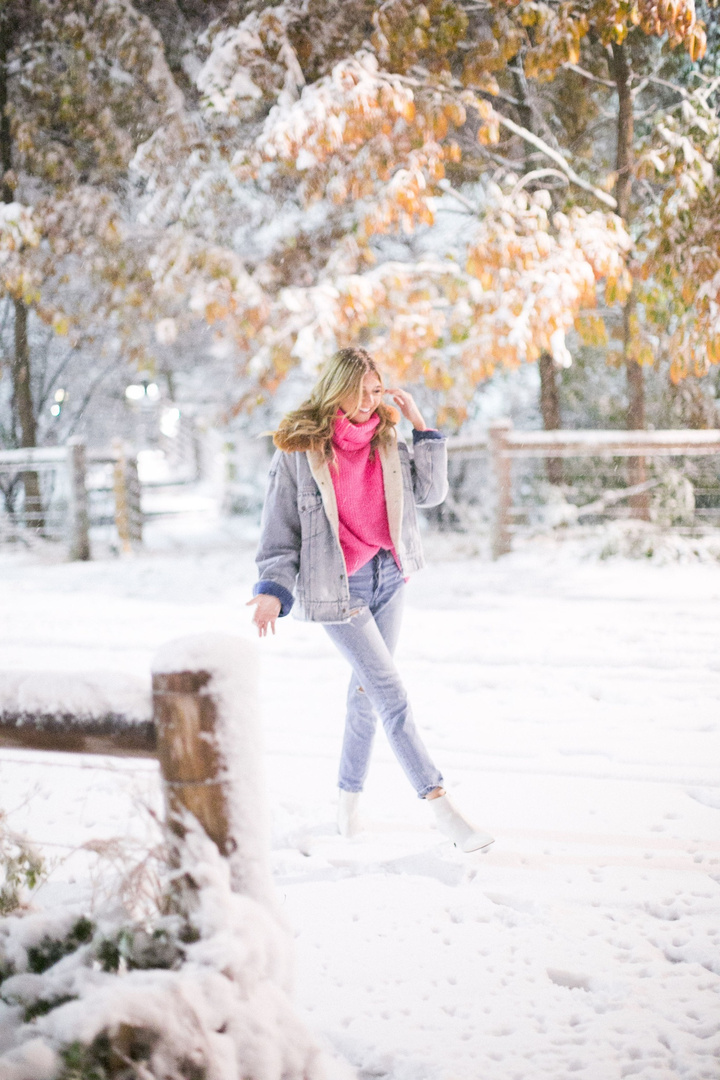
[247,347,493,852]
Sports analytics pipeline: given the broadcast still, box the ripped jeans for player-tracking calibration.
[324,549,443,798]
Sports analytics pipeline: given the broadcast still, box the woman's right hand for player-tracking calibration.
[246,594,282,637]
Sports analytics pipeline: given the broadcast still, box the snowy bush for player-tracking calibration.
[649,467,696,528]
[0,638,344,1079]
[0,822,333,1080]
[0,819,45,918]
[595,520,720,563]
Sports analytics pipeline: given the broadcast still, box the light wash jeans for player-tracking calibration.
[324,549,443,798]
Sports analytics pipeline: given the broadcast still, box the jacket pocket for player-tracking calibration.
[298,490,325,539]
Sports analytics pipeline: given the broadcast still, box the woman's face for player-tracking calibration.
[340,371,384,424]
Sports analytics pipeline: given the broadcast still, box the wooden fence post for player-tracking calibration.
[627,454,651,521]
[113,440,130,553]
[152,636,271,908]
[125,453,143,545]
[66,438,90,561]
[153,668,231,860]
[538,352,563,486]
[113,441,142,551]
[489,419,513,559]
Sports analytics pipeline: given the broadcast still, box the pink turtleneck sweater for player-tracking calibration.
[330,410,396,576]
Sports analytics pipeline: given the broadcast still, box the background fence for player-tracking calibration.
[447,422,720,557]
[0,441,142,559]
[4,425,720,562]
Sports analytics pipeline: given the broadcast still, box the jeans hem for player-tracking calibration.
[416,778,443,799]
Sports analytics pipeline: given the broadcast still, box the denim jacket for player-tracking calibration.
[254,429,448,623]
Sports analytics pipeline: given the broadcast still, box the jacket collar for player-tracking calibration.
[379,433,404,556]
[306,450,340,541]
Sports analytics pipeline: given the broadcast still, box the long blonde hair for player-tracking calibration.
[273,347,397,459]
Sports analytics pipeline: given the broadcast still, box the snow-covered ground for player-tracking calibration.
[1,516,719,1080]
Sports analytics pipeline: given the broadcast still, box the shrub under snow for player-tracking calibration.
[0,634,352,1080]
[0,822,344,1080]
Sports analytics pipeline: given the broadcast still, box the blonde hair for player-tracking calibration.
[273,347,397,458]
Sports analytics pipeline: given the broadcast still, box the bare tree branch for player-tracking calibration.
[632,74,689,98]
[511,168,569,196]
[36,343,80,414]
[475,144,543,171]
[437,179,478,213]
[563,63,615,89]
[391,68,618,209]
[511,63,563,152]
[65,355,122,437]
[495,113,618,209]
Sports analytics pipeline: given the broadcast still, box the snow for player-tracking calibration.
[0,1038,57,1080]
[0,203,39,255]
[0,671,150,725]
[0,526,719,1079]
[0,822,337,1080]
[153,633,272,906]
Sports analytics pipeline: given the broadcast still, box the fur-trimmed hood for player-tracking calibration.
[272,430,325,454]
[273,405,401,455]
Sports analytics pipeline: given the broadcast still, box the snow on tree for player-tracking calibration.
[474,0,711,433]
[0,0,184,454]
[465,187,632,369]
[638,77,720,382]
[159,0,710,428]
[2,0,716,444]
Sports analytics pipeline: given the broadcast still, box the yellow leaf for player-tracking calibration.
[574,313,608,347]
[688,26,706,62]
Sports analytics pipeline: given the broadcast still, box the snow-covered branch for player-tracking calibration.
[493,114,618,210]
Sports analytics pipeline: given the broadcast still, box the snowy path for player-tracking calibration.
[1,537,719,1079]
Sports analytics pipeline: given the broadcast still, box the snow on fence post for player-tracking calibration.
[66,438,90,561]
[489,419,513,559]
[152,634,272,908]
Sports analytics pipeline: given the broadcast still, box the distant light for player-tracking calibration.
[146,382,160,401]
[155,318,178,346]
[50,403,61,417]
[54,388,66,403]
[160,406,181,438]
[125,384,145,400]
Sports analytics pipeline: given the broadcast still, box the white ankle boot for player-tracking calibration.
[337,790,362,838]
[429,794,494,852]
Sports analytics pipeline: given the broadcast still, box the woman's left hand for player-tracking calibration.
[385,388,426,431]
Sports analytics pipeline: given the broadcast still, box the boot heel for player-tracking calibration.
[429,794,494,852]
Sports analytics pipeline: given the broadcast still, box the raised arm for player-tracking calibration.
[386,387,448,507]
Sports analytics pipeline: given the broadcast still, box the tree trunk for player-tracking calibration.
[1,14,43,527]
[539,351,563,485]
[624,299,645,431]
[13,298,36,448]
[14,298,43,527]
[513,63,564,486]
[0,10,13,204]
[611,41,649,518]
[612,42,633,223]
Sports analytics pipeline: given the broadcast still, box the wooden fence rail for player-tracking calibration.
[448,421,720,558]
[0,712,156,758]
[0,636,266,907]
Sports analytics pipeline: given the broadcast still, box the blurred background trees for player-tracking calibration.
[0,0,717,455]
